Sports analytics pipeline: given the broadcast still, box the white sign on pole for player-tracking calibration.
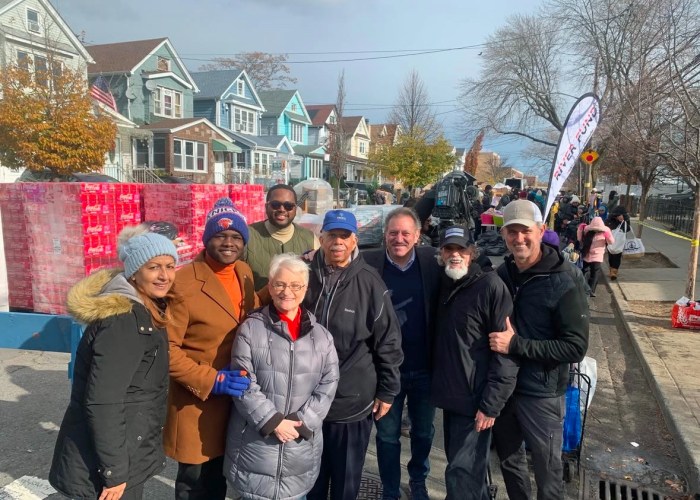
[545,93,601,218]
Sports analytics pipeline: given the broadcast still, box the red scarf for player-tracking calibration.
[277,307,301,341]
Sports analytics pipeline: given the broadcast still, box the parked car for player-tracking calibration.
[15,169,120,183]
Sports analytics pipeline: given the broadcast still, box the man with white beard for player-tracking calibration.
[430,225,519,500]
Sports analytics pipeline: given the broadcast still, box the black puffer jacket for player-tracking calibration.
[49,270,169,499]
[304,250,403,422]
[497,244,589,398]
[431,264,519,417]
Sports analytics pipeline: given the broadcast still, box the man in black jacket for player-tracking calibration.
[430,225,519,499]
[364,207,441,500]
[490,199,589,500]
[305,210,403,500]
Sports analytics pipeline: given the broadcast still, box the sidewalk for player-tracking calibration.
[607,219,700,494]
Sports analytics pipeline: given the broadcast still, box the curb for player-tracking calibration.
[607,273,700,494]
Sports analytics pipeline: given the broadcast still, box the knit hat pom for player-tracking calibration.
[117,227,179,278]
[202,197,249,246]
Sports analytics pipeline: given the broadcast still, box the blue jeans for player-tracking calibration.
[375,370,436,498]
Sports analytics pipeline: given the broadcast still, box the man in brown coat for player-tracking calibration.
[164,198,260,500]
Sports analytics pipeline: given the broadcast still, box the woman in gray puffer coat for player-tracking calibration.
[225,254,339,500]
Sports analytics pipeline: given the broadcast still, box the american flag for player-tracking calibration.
[90,76,116,111]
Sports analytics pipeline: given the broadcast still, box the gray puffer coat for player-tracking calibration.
[224,305,339,500]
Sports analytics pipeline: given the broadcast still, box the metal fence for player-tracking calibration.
[644,196,695,235]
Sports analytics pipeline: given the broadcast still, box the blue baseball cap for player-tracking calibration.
[322,210,357,234]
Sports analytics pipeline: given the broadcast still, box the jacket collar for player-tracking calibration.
[192,250,252,323]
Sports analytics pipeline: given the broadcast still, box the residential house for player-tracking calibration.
[368,123,401,187]
[475,151,525,185]
[306,104,337,147]
[86,38,237,183]
[0,0,94,181]
[453,147,466,171]
[340,116,371,183]
[191,68,289,184]
[140,118,241,184]
[306,104,339,180]
[258,89,319,184]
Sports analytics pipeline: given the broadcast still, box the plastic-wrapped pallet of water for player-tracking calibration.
[345,205,397,247]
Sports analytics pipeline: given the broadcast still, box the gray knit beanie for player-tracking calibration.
[118,231,179,278]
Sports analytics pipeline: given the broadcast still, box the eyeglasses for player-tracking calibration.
[271,282,306,292]
[267,200,296,211]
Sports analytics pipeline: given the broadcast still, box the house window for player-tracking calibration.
[17,50,29,71]
[34,55,48,87]
[233,108,256,134]
[309,159,323,179]
[291,103,298,112]
[253,152,272,176]
[135,139,149,167]
[345,164,355,181]
[153,138,166,168]
[291,122,303,143]
[174,139,207,172]
[154,86,183,118]
[359,141,367,154]
[157,57,170,72]
[329,115,336,124]
[27,9,40,33]
[237,80,244,96]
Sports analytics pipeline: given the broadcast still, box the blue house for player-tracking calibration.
[258,89,323,183]
[191,70,302,185]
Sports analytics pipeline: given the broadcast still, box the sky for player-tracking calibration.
[53,0,544,171]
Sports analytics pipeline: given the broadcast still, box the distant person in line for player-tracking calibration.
[431,225,518,499]
[165,198,258,500]
[225,254,339,499]
[364,208,442,500]
[607,190,620,214]
[490,200,589,500]
[605,205,631,281]
[577,216,614,297]
[50,228,179,500]
[245,184,319,290]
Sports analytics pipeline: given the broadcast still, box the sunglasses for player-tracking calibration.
[267,200,296,211]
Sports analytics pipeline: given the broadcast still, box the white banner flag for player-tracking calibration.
[545,93,601,218]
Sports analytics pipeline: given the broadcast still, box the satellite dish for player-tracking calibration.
[144,80,157,91]
[125,89,137,100]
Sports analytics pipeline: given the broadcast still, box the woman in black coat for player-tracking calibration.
[606,205,631,280]
[50,229,179,500]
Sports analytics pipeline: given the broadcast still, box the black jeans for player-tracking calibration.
[307,415,373,500]
[443,411,492,500]
[608,252,622,270]
[493,394,566,500]
[175,456,226,500]
[583,261,602,293]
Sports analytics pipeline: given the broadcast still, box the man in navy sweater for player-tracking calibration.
[363,207,442,500]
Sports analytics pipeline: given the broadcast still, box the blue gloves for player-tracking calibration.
[211,370,250,398]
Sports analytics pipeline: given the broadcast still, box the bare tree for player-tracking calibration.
[459,14,566,150]
[199,52,297,90]
[550,0,690,231]
[389,70,441,140]
[327,70,350,204]
[655,0,700,298]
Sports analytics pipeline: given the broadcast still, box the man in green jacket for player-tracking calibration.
[245,184,319,290]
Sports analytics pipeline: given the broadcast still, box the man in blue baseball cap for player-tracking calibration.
[305,210,403,500]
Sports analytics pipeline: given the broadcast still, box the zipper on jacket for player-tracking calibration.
[273,333,296,499]
[143,347,158,380]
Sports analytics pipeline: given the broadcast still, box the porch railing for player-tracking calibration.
[132,169,165,184]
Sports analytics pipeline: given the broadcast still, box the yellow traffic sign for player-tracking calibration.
[581,149,599,165]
